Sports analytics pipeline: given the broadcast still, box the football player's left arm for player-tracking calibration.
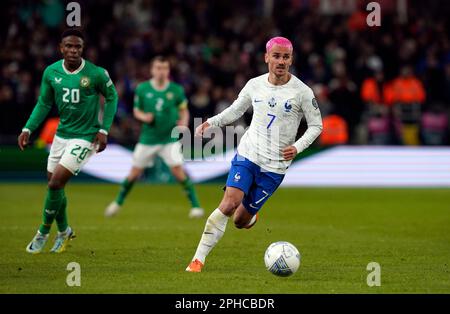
[177,100,189,127]
[283,89,323,160]
[95,68,118,152]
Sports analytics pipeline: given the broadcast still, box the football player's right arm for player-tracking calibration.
[206,82,252,128]
[133,108,154,123]
[133,91,154,124]
[19,68,53,150]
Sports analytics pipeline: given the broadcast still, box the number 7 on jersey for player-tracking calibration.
[267,113,276,129]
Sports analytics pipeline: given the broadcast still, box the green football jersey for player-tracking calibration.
[134,80,188,145]
[24,59,118,142]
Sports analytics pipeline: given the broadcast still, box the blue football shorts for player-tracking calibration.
[225,154,285,215]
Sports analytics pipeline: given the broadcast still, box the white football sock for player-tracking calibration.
[58,226,70,235]
[192,208,229,264]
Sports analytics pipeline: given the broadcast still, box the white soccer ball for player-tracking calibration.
[264,241,301,277]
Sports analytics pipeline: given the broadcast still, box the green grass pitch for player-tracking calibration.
[0,183,449,293]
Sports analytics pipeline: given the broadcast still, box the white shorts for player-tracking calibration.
[132,141,184,169]
[47,135,95,175]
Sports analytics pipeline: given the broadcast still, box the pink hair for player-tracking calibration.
[266,36,293,53]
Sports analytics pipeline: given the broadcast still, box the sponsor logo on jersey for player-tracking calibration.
[54,77,62,84]
[234,172,241,182]
[284,100,293,112]
[268,97,277,108]
[80,76,90,88]
[166,92,174,100]
[146,93,153,98]
[254,99,263,103]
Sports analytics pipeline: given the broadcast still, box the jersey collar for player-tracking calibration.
[265,72,293,88]
[149,79,170,92]
[62,58,85,75]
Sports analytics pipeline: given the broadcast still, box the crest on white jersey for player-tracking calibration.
[268,97,277,108]
[284,100,293,112]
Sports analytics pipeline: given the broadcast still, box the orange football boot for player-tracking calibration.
[185,259,204,272]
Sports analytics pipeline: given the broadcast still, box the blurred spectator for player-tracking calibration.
[312,83,333,117]
[319,115,349,146]
[361,69,391,109]
[391,65,426,145]
[189,77,214,121]
[390,66,426,105]
[360,69,393,144]
[347,7,367,32]
[328,61,361,143]
[421,109,448,145]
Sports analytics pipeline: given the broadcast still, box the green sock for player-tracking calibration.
[116,179,135,206]
[181,177,201,208]
[39,188,64,234]
[55,193,68,232]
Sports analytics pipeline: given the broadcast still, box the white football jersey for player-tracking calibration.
[207,73,323,174]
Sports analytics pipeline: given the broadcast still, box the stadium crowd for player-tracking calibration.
[1,0,449,145]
